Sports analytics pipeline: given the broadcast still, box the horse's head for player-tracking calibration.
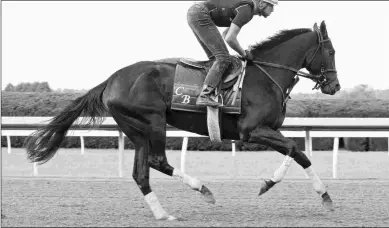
[305,21,340,95]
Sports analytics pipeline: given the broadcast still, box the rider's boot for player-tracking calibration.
[196,85,222,108]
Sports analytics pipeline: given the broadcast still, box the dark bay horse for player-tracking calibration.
[25,21,340,220]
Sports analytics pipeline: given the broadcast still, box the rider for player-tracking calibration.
[187,0,278,107]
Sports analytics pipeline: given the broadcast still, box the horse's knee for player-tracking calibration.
[285,139,311,168]
[285,140,299,157]
[148,155,174,176]
[293,151,312,169]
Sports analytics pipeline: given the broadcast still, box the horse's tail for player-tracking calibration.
[25,79,109,165]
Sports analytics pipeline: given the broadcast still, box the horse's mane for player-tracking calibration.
[249,28,312,55]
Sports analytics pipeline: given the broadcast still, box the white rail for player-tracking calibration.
[2,117,389,179]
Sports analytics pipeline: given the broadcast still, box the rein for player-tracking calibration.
[250,27,334,107]
[253,60,323,81]
[252,60,323,104]
[251,61,302,107]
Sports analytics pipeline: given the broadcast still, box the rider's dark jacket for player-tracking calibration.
[202,0,256,28]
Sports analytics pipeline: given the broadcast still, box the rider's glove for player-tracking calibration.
[244,50,254,61]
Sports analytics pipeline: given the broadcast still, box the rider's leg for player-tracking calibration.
[187,3,232,107]
[196,55,231,107]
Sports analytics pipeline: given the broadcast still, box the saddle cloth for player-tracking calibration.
[171,56,245,114]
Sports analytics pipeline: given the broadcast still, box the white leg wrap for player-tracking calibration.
[305,166,326,196]
[173,169,202,191]
[270,156,293,183]
[144,192,175,220]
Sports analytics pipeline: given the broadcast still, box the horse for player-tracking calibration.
[25,20,340,220]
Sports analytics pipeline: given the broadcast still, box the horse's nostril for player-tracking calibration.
[336,84,341,90]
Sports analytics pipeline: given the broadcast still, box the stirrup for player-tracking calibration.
[216,93,224,107]
[213,87,224,107]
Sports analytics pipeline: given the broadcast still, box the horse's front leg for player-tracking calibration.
[247,125,334,211]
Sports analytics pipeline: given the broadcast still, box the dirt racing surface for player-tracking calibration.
[2,148,389,227]
[2,177,389,227]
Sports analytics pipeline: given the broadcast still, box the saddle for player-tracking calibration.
[171,56,247,143]
[171,56,246,114]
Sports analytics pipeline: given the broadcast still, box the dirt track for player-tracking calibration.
[2,177,389,227]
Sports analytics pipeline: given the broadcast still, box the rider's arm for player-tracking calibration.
[224,24,246,57]
[224,4,254,57]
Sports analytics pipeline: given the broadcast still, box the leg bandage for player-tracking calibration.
[173,169,202,191]
[270,156,293,183]
[305,166,326,196]
[144,192,175,220]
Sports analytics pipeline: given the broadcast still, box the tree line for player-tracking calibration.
[1,89,388,151]
[3,82,87,93]
[3,82,389,100]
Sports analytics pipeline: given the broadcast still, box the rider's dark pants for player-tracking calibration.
[187,3,232,88]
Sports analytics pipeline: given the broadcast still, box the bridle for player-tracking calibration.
[305,26,337,90]
[250,26,337,106]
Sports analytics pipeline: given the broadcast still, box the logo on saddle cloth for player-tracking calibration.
[171,57,245,114]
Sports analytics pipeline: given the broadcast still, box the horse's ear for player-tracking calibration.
[320,20,328,37]
[313,22,319,31]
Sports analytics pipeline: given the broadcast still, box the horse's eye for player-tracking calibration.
[329,51,335,55]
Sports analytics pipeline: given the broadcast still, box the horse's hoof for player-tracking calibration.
[258,179,275,196]
[156,214,177,221]
[321,192,334,211]
[167,215,177,221]
[258,181,268,196]
[200,185,216,204]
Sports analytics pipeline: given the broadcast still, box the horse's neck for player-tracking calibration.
[260,32,317,92]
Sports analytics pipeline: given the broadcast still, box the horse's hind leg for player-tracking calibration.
[247,126,334,211]
[146,115,216,204]
[150,154,216,204]
[108,104,215,221]
[108,101,177,220]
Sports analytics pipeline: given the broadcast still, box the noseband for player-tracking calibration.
[251,27,337,106]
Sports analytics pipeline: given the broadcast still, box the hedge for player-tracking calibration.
[2,92,388,151]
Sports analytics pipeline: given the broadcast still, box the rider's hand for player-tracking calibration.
[244,50,254,61]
